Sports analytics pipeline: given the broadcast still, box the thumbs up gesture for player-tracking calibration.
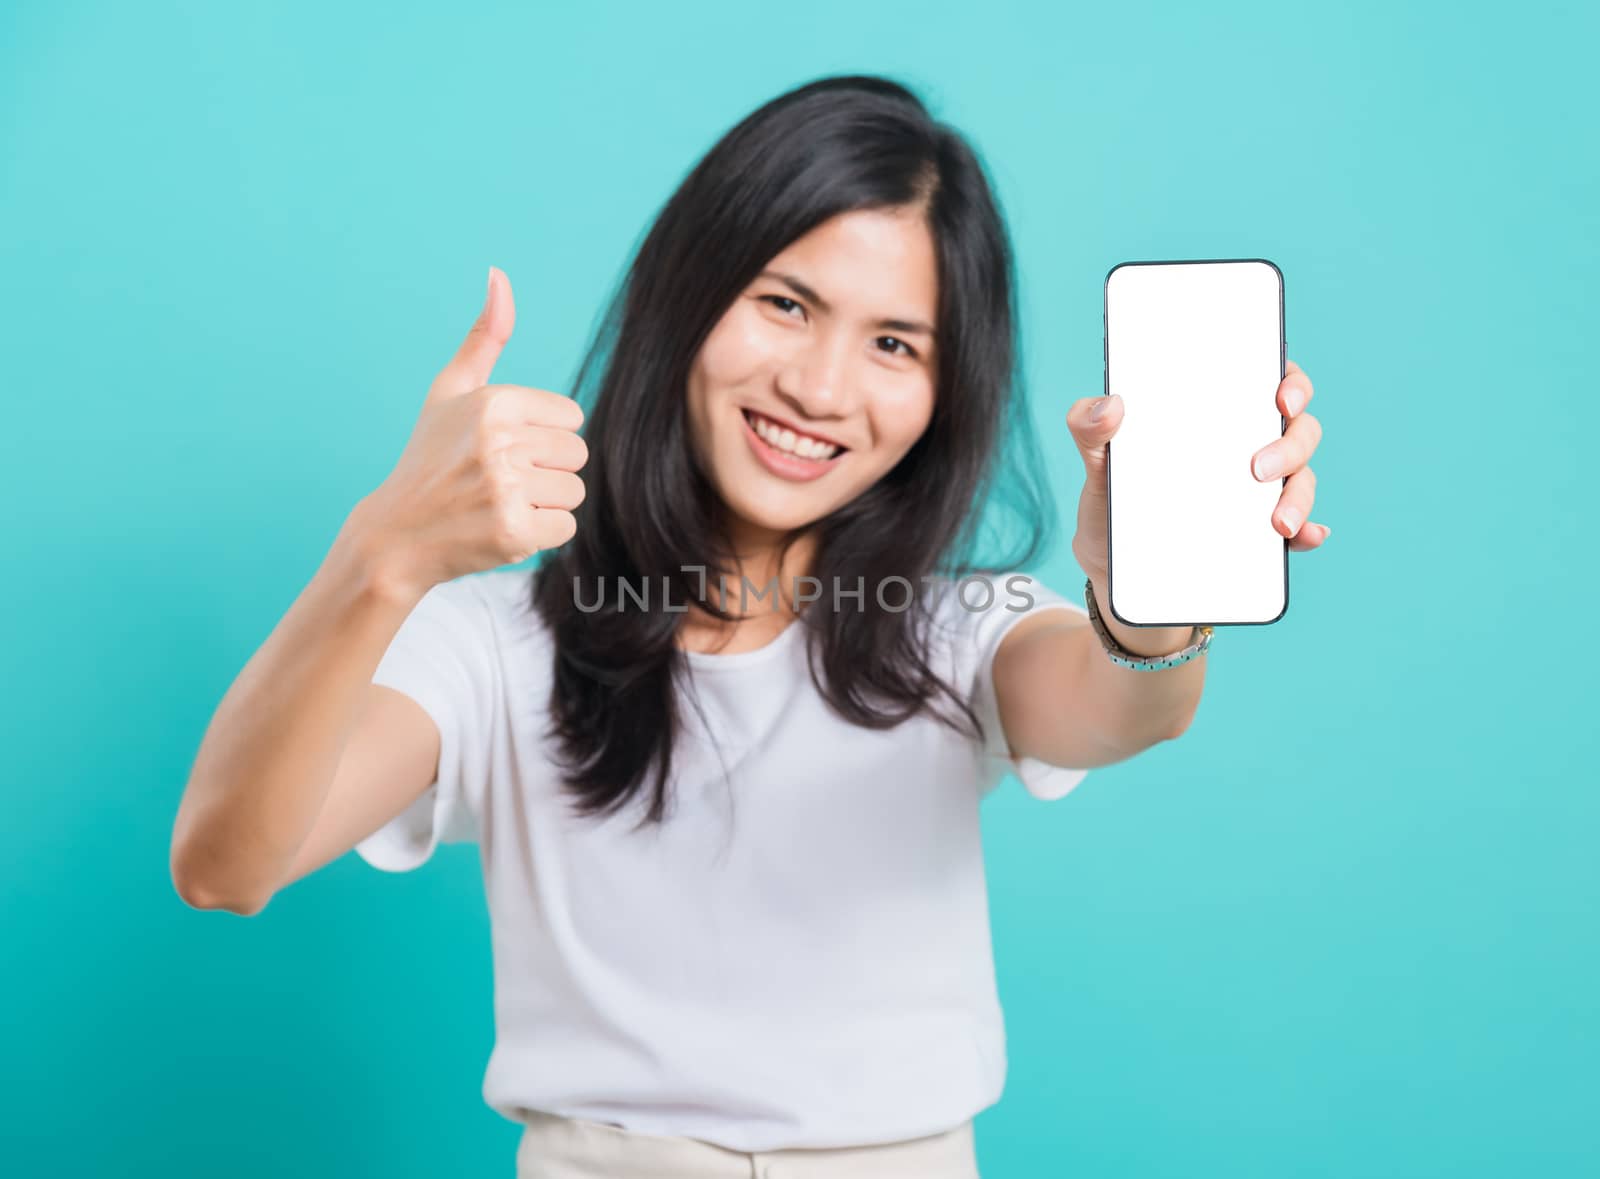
[352,267,588,602]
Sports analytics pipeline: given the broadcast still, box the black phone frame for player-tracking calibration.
[1101,257,1289,629]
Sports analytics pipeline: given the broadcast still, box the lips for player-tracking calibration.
[740,407,849,455]
[739,408,847,482]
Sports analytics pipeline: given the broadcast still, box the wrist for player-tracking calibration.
[1087,576,1196,658]
[331,496,430,610]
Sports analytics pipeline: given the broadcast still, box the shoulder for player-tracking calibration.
[451,567,537,616]
[924,569,1081,635]
[919,568,1088,676]
[406,568,550,651]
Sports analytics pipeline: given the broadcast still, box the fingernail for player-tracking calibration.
[1254,451,1281,480]
[1285,388,1304,416]
[479,267,499,326]
[1090,397,1111,422]
[1280,507,1302,534]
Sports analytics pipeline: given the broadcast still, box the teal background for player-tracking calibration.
[3,0,1594,1175]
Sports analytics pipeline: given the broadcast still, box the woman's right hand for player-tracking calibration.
[349,266,589,601]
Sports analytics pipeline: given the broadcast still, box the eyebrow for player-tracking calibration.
[759,270,937,339]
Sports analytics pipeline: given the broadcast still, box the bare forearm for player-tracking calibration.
[1078,575,1207,751]
[170,499,420,908]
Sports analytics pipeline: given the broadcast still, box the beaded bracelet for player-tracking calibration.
[1084,578,1213,671]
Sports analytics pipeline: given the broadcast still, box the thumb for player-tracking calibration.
[1067,394,1124,480]
[427,265,516,404]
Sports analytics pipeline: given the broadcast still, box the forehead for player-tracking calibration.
[765,208,938,311]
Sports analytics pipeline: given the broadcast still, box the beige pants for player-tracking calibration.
[515,1109,982,1178]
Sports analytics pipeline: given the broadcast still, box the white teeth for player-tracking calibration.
[748,412,839,461]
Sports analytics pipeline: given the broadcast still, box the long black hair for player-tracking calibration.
[529,73,1055,827]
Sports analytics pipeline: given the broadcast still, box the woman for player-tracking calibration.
[170,74,1326,1177]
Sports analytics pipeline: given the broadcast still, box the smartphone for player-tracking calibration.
[1103,258,1287,628]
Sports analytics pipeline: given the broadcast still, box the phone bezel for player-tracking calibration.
[1102,257,1289,629]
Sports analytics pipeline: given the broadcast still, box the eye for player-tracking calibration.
[760,294,805,318]
[876,336,917,360]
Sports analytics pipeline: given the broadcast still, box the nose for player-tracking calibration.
[775,331,855,421]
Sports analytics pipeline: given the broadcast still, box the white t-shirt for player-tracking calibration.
[355,567,1092,1152]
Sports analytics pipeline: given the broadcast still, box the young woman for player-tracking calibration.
[171,74,1326,1178]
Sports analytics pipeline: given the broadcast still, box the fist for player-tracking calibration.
[356,267,588,600]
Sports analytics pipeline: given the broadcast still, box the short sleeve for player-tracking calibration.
[354,575,497,872]
[951,571,1094,802]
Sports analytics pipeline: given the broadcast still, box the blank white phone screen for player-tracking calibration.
[1104,260,1286,627]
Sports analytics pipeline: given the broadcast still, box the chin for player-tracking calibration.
[723,490,833,537]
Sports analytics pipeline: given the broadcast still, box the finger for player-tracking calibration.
[428,266,517,404]
[1271,464,1317,538]
[1065,394,1123,468]
[1252,410,1322,481]
[505,428,590,474]
[523,467,587,512]
[530,507,578,550]
[1279,360,1314,418]
[484,384,585,432]
[1289,521,1330,551]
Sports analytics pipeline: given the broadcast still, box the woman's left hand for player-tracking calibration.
[1068,359,1329,585]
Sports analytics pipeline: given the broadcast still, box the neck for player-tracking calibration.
[694,521,817,626]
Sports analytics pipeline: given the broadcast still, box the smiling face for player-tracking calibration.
[685,206,940,554]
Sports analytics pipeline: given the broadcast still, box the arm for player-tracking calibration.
[169,498,436,915]
[990,575,1206,768]
[1030,354,1328,766]
[171,266,583,914]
